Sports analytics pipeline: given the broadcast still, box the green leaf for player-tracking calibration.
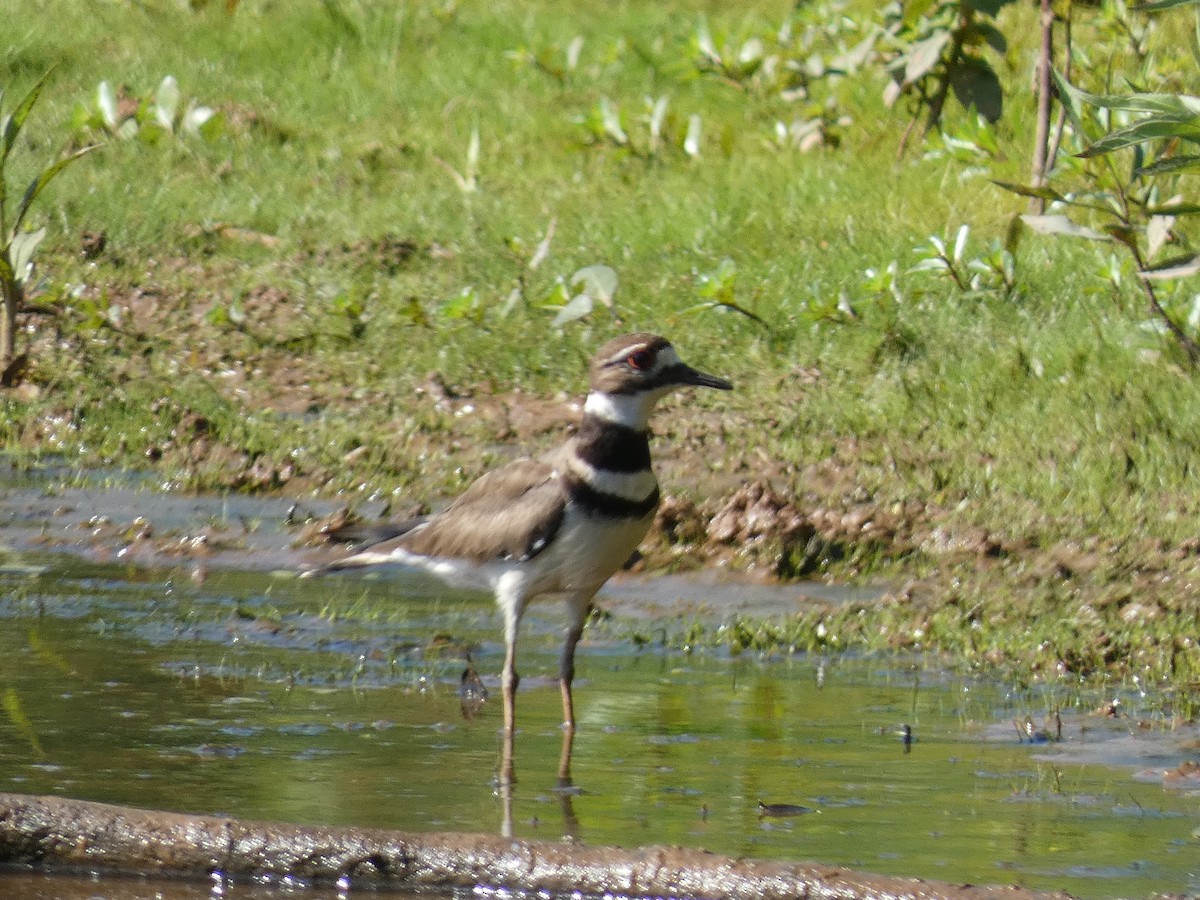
[154,75,180,129]
[683,113,702,158]
[184,105,221,140]
[909,257,950,273]
[1079,118,1200,158]
[9,227,45,283]
[440,286,479,320]
[551,293,594,327]
[902,0,937,26]
[904,31,951,85]
[1133,0,1200,10]
[949,56,1003,123]
[882,78,904,109]
[1020,214,1110,241]
[1051,71,1089,142]
[570,264,618,308]
[1062,85,1200,118]
[1148,202,1200,216]
[0,251,14,287]
[2,69,53,169]
[1135,155,1200,177]
[13,145,98,235]
[599,97,627,145]
[953,224,969,263]
[991,180,1065,203]
[1103,224,1139,250]
[1140,254,1200,280]
[970,21,1008,55]
[1004,213,1024,255]
[97,80,119,130]
[969,0,1018,15]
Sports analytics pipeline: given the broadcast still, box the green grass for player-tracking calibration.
[3,0,1200,687]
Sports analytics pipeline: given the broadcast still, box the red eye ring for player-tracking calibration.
[627,349,654,371]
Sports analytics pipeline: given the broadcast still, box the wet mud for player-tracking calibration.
[0,461,868,621]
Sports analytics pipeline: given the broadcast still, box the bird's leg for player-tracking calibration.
[559,596,593,732]
[497,754,514,838]
[557,734,580,841]
[495,583,526,789]
[499,727,516,795]
[557,723,575,783]
[501,625,520,738]
[497,634,518,789]
[499,592,524,739]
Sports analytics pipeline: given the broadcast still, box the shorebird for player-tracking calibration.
[306,333,732,740]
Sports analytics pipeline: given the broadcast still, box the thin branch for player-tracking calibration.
[1132,242,1200,365]
[1030,0,1054,212]
[1046,2,1073,169]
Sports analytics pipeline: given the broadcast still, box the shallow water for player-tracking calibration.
[0,476,1199,898]
[0,561,1197,897]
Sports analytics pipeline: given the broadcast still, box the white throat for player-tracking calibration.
[583,391,656,429]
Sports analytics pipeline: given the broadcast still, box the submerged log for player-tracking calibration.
[0,792,1070,899]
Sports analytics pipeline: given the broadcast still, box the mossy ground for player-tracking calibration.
[3,0,1200,698]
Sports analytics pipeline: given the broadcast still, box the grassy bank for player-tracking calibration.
[3,0,1200,696]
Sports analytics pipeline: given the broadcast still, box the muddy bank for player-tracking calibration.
[4,455,1200,686]
[0,461,874,621]
[0,792,1070,900]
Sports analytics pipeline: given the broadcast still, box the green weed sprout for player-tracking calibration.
[74,75,221,143]
[550,264,618,327]
[880,0,1015,152]
[0,71,97,386]
[998,72,1200,363]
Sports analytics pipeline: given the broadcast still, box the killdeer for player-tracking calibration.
[306,333,732,741]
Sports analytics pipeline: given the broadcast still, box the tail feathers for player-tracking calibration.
[301,550,400,578]
[323,516,427,545]
[301,516,428,578]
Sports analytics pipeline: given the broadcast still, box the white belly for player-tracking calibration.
[379,506,654,602]
[524,506,655,596]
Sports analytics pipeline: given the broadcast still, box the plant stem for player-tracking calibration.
[1130,242,1200,365]
[942,255,967,291]
[1030,0,1054,212]
[1045,5,1072,177]
[0,277,18,386]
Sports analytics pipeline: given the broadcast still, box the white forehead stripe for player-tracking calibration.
[654,346,681,374]
[599,340,678,370]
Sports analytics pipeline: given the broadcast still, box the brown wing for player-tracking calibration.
[390,458,566,564]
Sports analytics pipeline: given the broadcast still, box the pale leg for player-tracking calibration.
[559,593,594,732]
[497,755,514,837]
[557,724,575,782]
[497,619,519,789]
[496,577,526,739]
[501,608,522,737]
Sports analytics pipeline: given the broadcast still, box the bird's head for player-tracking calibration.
[584,333,732,428]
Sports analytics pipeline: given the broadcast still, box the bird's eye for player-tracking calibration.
[627,349,654,371]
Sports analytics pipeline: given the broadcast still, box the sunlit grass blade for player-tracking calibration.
[0,69,52,169]
[1,686,44,757]
[13,144,99,235]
